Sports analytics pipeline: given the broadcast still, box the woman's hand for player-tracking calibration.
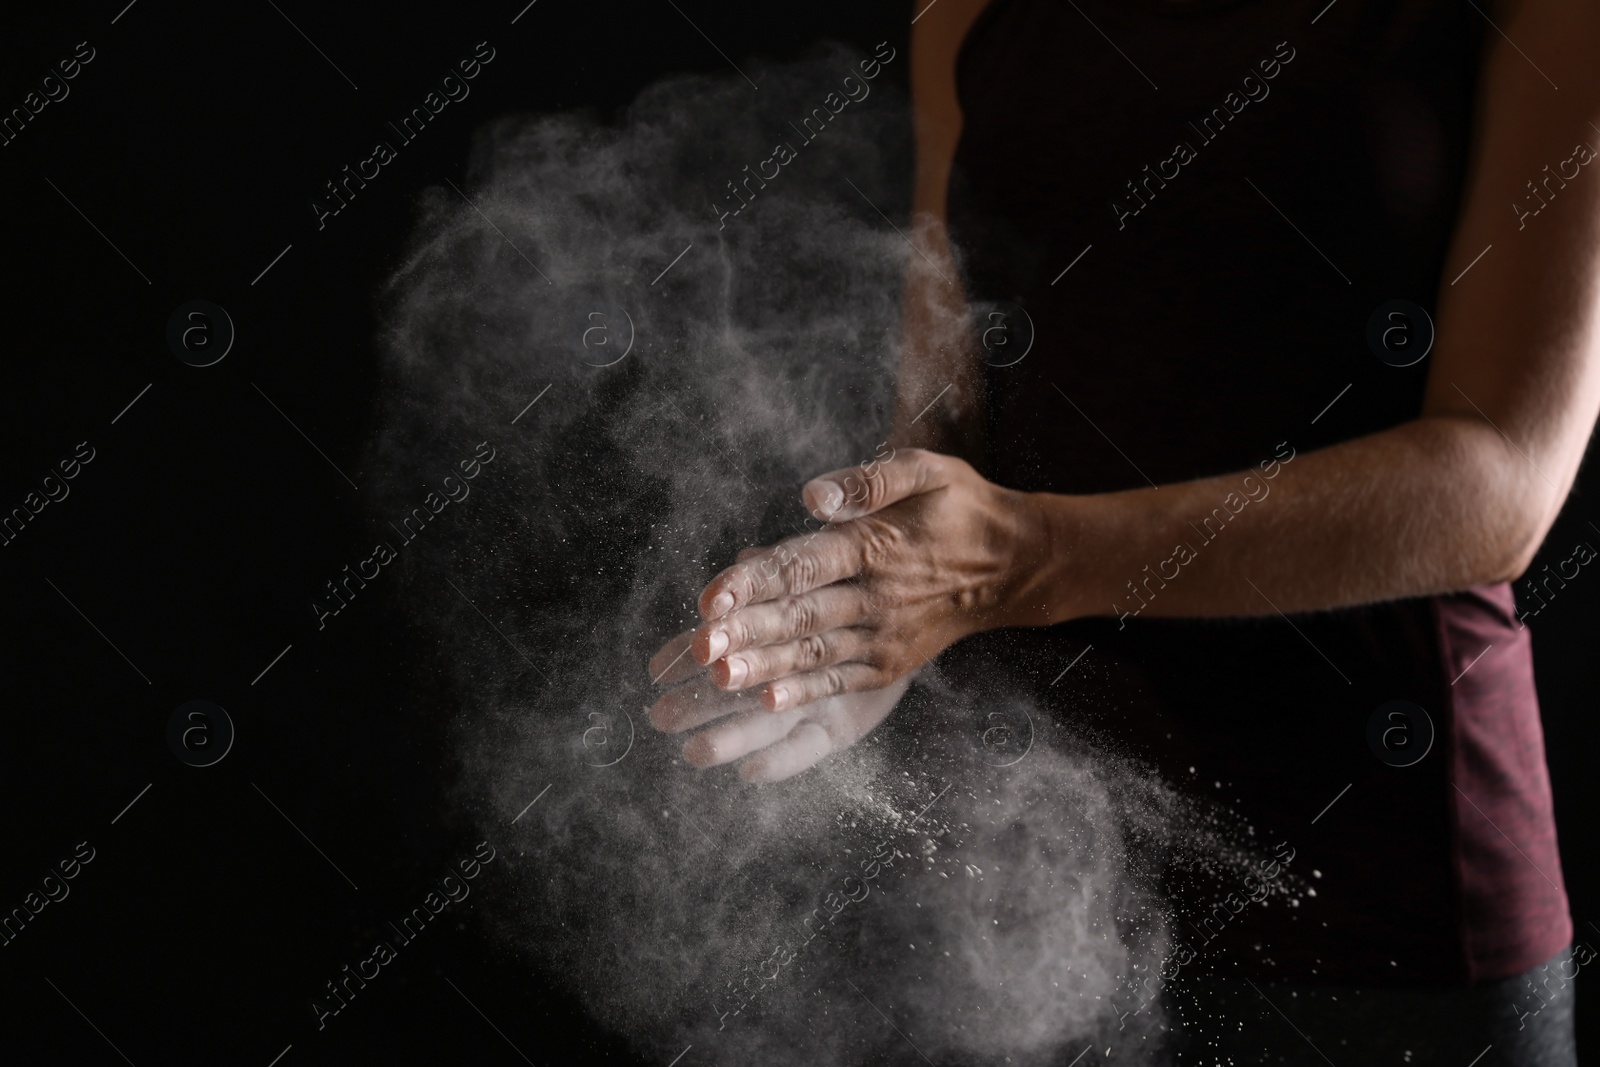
[646,630,914,781]
[653,448,1046,715]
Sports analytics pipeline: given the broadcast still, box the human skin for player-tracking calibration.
[649,0,1600,780]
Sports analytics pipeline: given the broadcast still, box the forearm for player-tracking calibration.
[891,0,994,464]
[1004,415,1555,628]
[888,223,986,464]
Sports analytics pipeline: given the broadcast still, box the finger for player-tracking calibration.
[692,584,870,664]
[648,679,754,734]
[735,546,764,563]
[648,629,703,685]
[712,627,872,693]
[741,678,911,781]
[697,529,862,620]
[682,707,806,768]
[739,721,837,783]
[801,447,950,523]
[765,662,885,712]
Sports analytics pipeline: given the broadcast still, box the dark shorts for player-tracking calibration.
[1157,948,1578,1065]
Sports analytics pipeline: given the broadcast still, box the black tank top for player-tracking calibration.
[946,0,1570,984]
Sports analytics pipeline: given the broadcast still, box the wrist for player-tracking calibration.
[994,488,1084,630]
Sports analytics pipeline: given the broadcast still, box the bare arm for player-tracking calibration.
[666,0,1600,716]
[888,0,992,459]
[1011,0,1600,626]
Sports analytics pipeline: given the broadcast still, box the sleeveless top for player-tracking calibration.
[946,0,1570,984]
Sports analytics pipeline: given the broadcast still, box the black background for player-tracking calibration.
[0,2,1594,1065]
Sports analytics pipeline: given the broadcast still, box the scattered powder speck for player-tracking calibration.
[369,46,1297,1067]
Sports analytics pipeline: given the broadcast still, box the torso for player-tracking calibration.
[942,0,1570,984]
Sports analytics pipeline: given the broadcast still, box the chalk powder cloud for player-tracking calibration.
[368,44,1297,1066]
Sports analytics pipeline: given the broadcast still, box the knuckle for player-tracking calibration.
[786,551,820,592]
[863,469,891,509]
[796,633,829,669]
[784,596,816,637]
[854,521,899,572]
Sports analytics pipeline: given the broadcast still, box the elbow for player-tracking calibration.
[1431,415,1571,587]
[1468,469,1567,587]
[1490,526,1550,586]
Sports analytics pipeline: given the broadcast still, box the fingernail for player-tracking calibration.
[705,629,728,661]
[769,685,788,709]
[723,657,748,688]
[709,591,734,618]
[809,480,844,518]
